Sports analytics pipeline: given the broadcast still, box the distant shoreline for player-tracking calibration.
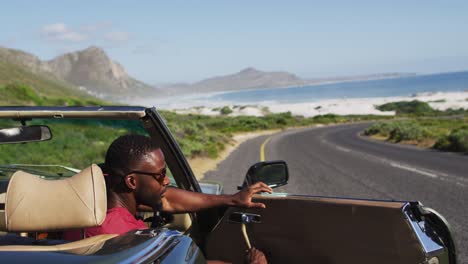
[163,91,468,118]
[141,71,468,113]
[154,72,417,99]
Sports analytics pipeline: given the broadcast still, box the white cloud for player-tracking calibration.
[40,22,133,47]
[41,23,88,42]
[80,21,112,32]
[42,23,68,34]
[104,31,131,42]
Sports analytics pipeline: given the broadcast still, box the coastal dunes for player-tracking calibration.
[166,91,468,117]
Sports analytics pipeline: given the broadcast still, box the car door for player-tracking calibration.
[205,194,454,264]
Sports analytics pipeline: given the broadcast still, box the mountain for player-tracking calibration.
[157,67,414,96]
[192,67,305,92]
[0,46,159,101]
[47,46,157,99]
[158,67,306,96]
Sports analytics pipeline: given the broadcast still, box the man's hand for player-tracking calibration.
[246,247,268,264]
[231,182,272,208]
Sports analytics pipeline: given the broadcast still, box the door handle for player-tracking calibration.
[228,212,261,224]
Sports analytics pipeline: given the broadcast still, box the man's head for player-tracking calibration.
[104,134,169,208]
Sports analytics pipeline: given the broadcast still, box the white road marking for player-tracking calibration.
[389,162,439,179]
[321,137,467,187]
[334,145,351,152]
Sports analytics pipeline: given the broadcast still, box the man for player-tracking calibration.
[86,134,270,263]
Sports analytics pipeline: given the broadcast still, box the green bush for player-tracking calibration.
[388,122,426,142]
[364,122,396,137]
[220,106,233,115]
[376,100,435,116]
[434,136,451,151]
[312,114,344,124]
[435,129,468,152]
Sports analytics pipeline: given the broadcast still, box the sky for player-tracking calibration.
[1,0,468,84]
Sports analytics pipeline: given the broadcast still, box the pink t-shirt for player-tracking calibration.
[85,207,148,237]
[64,207,147,240]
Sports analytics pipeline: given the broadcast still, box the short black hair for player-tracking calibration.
[103,134,160,190]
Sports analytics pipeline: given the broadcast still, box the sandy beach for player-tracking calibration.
[171,91,468,117]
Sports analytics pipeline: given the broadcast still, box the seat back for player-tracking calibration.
[3,164,106,232]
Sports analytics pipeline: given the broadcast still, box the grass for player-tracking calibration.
[161,111,391,158]
[365,118,468,152]
[0,83,105,106]
[365,100,468,152]
[0,119,146,170]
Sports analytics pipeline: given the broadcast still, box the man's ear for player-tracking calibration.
[124,174,137,190]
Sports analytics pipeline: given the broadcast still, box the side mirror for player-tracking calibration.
[0,125,52,144]
[239,160,289,190]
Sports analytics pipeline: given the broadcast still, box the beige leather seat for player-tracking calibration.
[0,164,117,253]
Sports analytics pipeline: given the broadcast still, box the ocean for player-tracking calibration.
[151,71,468,109]
[212,71,468,104]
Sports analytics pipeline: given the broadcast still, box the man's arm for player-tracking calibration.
[161,182,272,213]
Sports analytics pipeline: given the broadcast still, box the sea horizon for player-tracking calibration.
[143,71,468,110]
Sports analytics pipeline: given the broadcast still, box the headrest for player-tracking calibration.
[4,164,106,232]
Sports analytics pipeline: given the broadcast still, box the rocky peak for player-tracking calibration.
[82,45,104,54]
[47,46,132,92]
[239,67,262,75]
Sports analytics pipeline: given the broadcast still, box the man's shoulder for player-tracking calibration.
[86,207,147,237]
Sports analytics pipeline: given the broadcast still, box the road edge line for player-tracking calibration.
[260,137,272,161]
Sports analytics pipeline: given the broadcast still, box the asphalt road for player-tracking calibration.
[204,123,468,262]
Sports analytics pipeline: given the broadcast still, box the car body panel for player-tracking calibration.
[206,195,452,264]
[0,229,205,263]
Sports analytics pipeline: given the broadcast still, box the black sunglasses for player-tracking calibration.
[127,167,167,181]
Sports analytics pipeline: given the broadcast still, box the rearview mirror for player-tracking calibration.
[0,125,52,144]
[239,160,289,190]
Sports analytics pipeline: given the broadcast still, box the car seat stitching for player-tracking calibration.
[5,194,25,226]
[65,178,93,214]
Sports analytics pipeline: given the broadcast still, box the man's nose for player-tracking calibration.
[162,174,170,186]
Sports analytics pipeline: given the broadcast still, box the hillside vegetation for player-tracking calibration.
[365,100,468,152]
[0,60,106,106]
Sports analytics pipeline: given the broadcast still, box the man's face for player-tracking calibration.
[131,148,170,209]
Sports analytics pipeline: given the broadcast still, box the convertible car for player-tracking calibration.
[0,106,457,263]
